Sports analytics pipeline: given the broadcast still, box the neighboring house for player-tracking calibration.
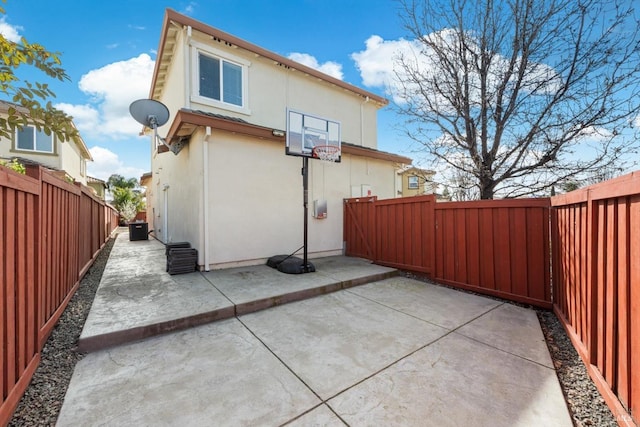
[397,166,436,197]
[0,101,93,185]
[86,176,107,200]
[146,9,411,270]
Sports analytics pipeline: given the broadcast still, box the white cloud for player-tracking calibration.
[181,2,198,15]
[351,35,422,103]
[288,52,344,80]
[352,32,562,106]
[87,146,146,181]
[54,103,100,133]
[575,125,614,141]
[351,35,419,91]
[0,16,23,42]
[56,54,155,140]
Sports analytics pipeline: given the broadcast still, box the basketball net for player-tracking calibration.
[312,145,340,163]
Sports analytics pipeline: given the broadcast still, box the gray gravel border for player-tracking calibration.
[537,310,617,427]
[9,251,622,426]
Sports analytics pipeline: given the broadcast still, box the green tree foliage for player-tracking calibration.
[108,174,145,222]
[0,0,79,143]
[106,174,138,191]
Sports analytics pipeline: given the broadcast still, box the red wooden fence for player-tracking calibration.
[0,166,117,425]
[376,195,435,275]
[344,195,552,307]
[434,199,551,308]
[552,172,639,426]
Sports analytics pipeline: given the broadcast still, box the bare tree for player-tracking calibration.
[394,0,640,199]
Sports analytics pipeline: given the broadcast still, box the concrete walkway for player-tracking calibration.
[57,232,572,426]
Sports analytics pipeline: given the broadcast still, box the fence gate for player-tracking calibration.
[343,197,377,260]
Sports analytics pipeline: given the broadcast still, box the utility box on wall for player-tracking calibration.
[313,199,327,219]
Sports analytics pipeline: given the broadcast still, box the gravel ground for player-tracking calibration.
[537,310,618,427]
[9,252,622,426]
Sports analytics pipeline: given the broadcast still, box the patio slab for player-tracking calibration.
[78,233,398,352]
[59,319,321,426]
[60,274,572,426]
[240,289,449,399]
[348,276,502,329]
[78,237,234,352]
[456,302,555,367]
[328,332,572,427]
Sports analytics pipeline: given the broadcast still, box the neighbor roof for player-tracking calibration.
[150,9,389,107]
[398,166,436,175]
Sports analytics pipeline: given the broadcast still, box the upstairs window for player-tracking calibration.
[16,125,54,153]
[198,52,243,107]
[408,176,419,189]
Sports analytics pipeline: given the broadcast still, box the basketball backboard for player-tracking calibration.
[285,109,341,162]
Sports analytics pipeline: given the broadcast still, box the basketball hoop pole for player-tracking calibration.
[301,157,312,273]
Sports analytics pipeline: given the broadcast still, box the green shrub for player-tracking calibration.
[0,158,26,174]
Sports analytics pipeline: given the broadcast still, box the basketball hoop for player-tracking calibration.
[312,145,341,163]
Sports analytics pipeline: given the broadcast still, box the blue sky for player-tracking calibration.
[1,0,419,181]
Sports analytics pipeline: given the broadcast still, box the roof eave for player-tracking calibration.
[164,110,411,165]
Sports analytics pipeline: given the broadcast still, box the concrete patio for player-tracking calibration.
[57,232,572,426]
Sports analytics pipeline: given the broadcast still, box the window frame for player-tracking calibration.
[14,125,55,154]
[190,41,251,115]
[408,175,420,189]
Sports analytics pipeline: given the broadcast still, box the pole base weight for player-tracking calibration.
[267,255,316,274]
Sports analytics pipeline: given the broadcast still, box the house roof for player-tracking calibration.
[150,9,389,107]
[398,166,436,176]
[140,172,152,186]
[86,176,106,185]
[163,108,412,165]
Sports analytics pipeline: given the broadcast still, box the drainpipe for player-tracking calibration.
[163,184,170,243]
[185,25,192,108]
[203,126,212,271]
[360,95,370,146]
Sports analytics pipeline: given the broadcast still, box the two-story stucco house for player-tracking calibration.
[146,9,411,270]
[397,166,437,197]
[0,101,93,185]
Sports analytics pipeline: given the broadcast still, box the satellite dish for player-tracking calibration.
[129,99,182,155]
[130,99,170,128]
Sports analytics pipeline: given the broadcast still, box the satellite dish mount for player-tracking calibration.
[129,99,182,155]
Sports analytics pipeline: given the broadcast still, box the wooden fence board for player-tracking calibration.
[0,186,4,401]
[616,199,629,409]
[630,196,639,423]
[4,188,17,394]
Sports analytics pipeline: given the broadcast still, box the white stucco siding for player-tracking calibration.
[59,138,87,185]
[207,133,302,266]
[203,132,398,269]
[183,31,381,150]
[150,131,204,257]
